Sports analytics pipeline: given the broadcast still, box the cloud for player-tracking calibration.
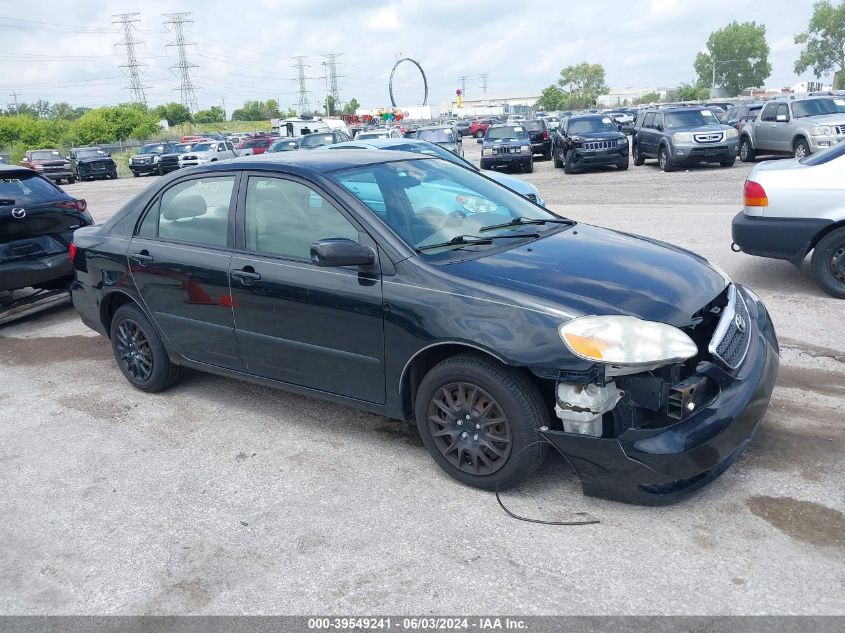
[364,7,401,32]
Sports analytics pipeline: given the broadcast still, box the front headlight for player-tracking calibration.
[674,132,693,142]
[153,155,161,163]
[810,125,832,136]
[725,128,738,139]
[559,316,698,366]
[481,148,492,156]
[617,138,628,147]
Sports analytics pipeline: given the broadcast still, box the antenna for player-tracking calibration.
[112,13,148,105]
[163,12,199,112]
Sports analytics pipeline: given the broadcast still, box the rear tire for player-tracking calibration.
[810,227,845,299]
[474,130,484,138]
[632,143,645,166]
[110,303,182,392]
[414,352,548,491]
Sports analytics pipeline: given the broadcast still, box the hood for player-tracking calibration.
[445,224,727,326]
[30,159,67,166]
[76,156,114,164]
[800,113,845,126]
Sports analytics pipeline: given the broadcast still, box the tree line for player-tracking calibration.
[535,1,845,110]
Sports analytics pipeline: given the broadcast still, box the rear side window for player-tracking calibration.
[760,103,778,122]
[244,177,358,260]
[0,173,61,205]
[138,176,235,247]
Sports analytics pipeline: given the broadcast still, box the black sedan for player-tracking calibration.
[69,151,778,504]
[1,165,93,292]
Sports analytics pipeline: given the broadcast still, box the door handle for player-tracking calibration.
[130,251,154,263]
[231,268,261,282]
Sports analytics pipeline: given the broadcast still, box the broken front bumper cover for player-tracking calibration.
[541,289,779,505]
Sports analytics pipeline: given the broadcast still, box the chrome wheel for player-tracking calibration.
[427,382,512,476]
[115,319,153,382]
[794,141,809,160]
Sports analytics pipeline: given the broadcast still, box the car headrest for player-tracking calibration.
[162,192,207,221]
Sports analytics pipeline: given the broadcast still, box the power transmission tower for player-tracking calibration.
[321,53,343,101]
[163,12,199,112]
[112,13,147,106]
[458,75,470,97]
[292,56,311,115]
[9,91,20,114]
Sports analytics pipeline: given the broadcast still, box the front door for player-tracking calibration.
[754,103,777,149]
[230,174,386,403]
[770,103,793,152]
[129,173,242,370]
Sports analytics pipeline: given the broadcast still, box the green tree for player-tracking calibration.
[634,91,662,105]
[264,99,282,118]
[152,102,192,126]
[795,1,845,90]
[231,100,282,121]
[193,106,226,123]
[676,82,711,101]
[557,62,609,109]
[342,98,359,116]
[693,21,772,96]
[535,85,567,111]
[325,95,338,116]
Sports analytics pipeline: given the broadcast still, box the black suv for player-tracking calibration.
[551,114,629,173]
[69,147,117,181]
[632,106,739,171]
[156,142,196,175]
[130,143,178,177]
[522,119,551,159]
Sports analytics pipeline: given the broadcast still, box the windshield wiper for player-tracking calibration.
[479,216,574,232]
[417,232,540,252]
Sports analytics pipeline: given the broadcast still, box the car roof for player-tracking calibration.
[229,148,431,173]
[568,113,609,120]
[416,125,453,130]
[0,164,35,173]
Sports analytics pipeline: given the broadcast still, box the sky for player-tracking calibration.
[0,0,827,114]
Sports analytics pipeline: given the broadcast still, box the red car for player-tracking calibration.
[235,138,271,156]
[469,119,493,138]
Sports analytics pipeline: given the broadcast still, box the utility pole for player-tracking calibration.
[163,12,199,112]
[292,56,311,115]
[458,75,469,98]
[112,13,147,106]
[479,73,489,107]
[221,96,226,120]
[9,91,20,114]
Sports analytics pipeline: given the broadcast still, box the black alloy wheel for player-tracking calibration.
[632,143,645,166]
[658,145,675,172]
[115,319,153,383]
[427,382,512,476]
[811,228,845,298]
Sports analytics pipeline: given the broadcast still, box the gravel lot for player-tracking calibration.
[1,145,843,615]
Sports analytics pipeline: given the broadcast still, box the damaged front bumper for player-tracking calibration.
[542,288,779,505]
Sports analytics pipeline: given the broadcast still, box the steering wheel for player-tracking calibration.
[437,209,468,229]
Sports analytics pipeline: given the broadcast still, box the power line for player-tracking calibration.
[112,13,148,106]
[291,56,312,114]
[163,12,199,112]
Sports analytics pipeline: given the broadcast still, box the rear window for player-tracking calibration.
[416,128,455,143]
[522,121,545,131]
[0,173,61,205]
[245,139,270,148]
[299,134,336,148]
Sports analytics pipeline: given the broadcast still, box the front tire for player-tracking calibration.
[740,137,756,162]
[658,145,675,172]
[523,160,533,173]
[810,227,845,299]
[794,139,810,160]
[474,130,484,138]
[720,157,736,167]
[563,150,576,174]
[552,143,563,168]
[414,352,548,491]
[111,304,182,392]
[632,143,645,166]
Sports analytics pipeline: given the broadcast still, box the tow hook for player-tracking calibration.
[731,242,742,253]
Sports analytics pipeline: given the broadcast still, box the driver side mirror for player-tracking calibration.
[775,114,788,122]
[311,239,374,267]
[476,138,483,144]
[655,124,664,132]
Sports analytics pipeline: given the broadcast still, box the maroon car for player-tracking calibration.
[20,149,74,184]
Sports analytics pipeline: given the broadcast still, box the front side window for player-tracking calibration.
[642,112,655,128]
[141,176,235,247]
[244,177,358,260]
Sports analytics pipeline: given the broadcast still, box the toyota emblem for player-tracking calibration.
[734,313,747,333]
[11,207,26,219]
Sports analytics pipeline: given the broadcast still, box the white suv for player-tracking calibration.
[179,141,236,167]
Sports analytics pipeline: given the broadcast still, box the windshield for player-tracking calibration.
[568,117,617,134]
[174,143,193,153]
[331,158,562,257]
[486,126,527,140]
[0,173,61,204]
[416,128,455,143]
[190,143,213,152]
[664,110,720,128]
[300,134,336,148]
[793,98,845,118]
[31,150,61,160]
[75,149,106,159]
[270,140,298,151]
[356,132,388,140]
[139,145,165,154]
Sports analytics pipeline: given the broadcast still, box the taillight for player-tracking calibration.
[744,180,768,207]
[543,131,549,140]
[69,241,77,263]
[56,199,87,212]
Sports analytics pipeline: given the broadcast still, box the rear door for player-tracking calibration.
[129,173,242,370]
[0,170,83,263]
[230,173,386,403]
